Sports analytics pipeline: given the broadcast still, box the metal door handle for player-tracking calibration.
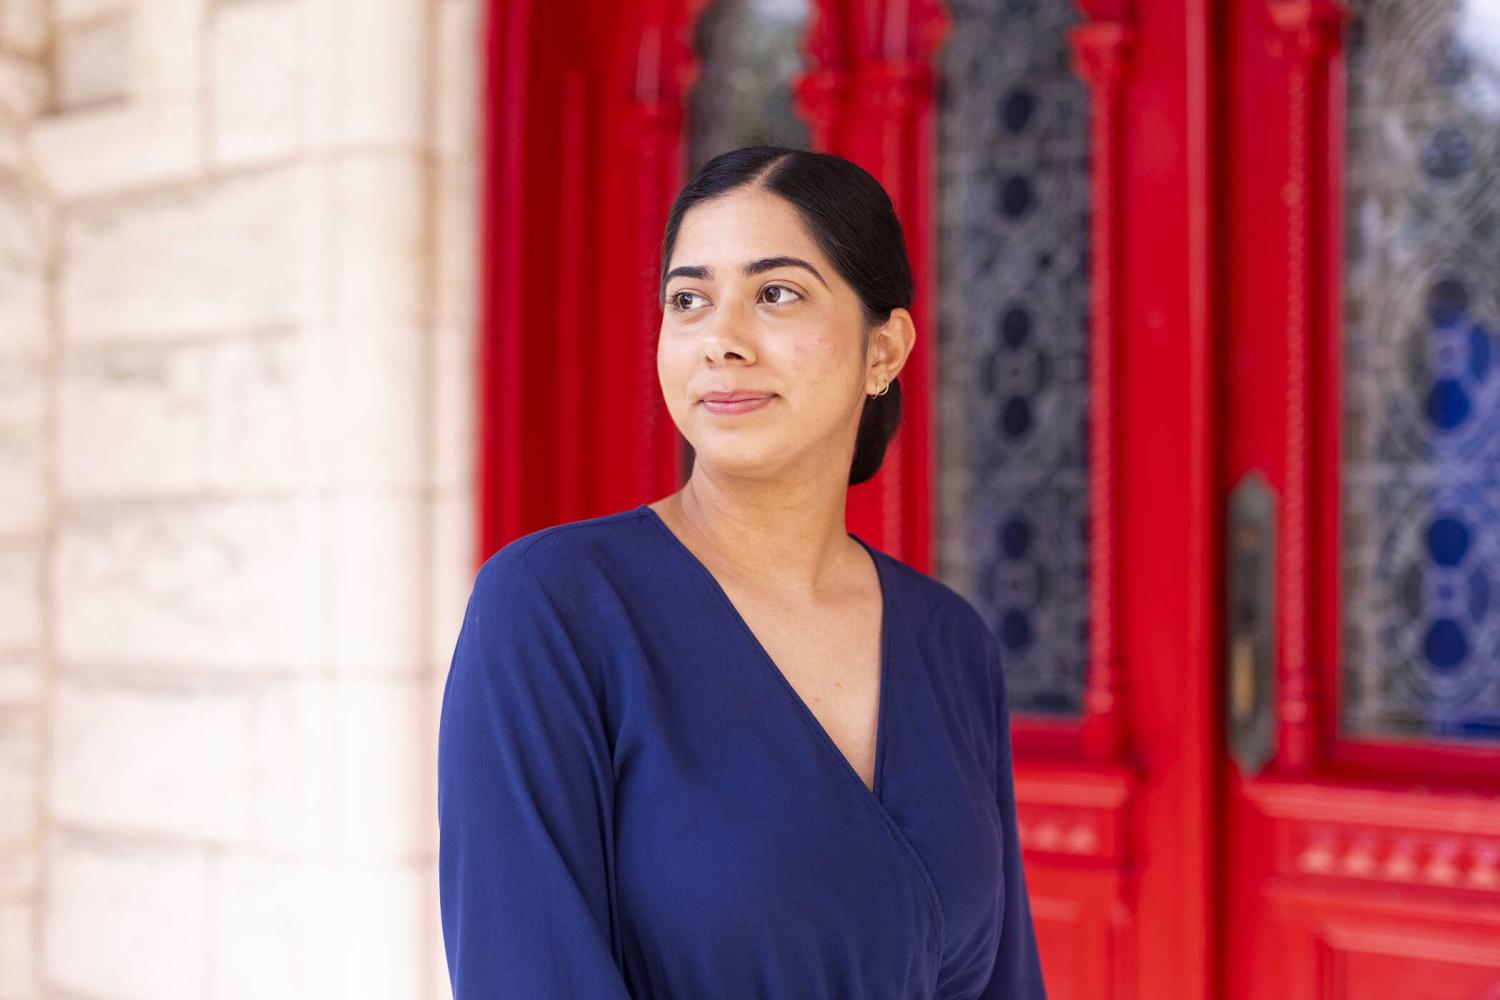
[1226,470,1276,777]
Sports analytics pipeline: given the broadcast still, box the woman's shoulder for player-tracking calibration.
[875,549,993,643]
[873,548,1003,698]
[457,507,661,689]
[477,504,653,582]
[469,505,659,629]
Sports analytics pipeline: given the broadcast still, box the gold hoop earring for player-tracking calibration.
[868,379,891,399]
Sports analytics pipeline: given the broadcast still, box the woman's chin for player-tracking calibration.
[687,441,789,479]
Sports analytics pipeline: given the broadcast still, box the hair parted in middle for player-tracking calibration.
[658,144,911,486]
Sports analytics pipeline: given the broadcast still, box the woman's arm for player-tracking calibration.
[438,550,634,999]
[979,632,1049,999]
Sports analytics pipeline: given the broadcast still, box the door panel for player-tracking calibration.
[936,0,1219,994]
[1223,1,1500,997]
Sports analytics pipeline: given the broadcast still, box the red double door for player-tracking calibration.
[480,1,1500,997]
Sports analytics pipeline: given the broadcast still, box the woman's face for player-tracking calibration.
[657,187,889,481]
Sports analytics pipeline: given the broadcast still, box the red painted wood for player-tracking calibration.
[476,1,701,563]
[1069,18,1132,765]
[1024,862,1139,1000]
[1226,778,1500,999]
[1104,0,1219,994]
[1267,0,1348,777]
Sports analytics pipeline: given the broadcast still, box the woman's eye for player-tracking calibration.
[761,284,802,305]
[669,291,704,312]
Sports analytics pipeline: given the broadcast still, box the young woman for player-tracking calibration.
[438,145,1047,999]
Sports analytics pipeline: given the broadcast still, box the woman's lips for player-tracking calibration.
[701,395,774,415]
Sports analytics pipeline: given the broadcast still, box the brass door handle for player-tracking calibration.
[1230,635,1256,725]
[1226,470,1276,777]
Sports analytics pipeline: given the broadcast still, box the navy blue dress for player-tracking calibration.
[438,504,1046,999]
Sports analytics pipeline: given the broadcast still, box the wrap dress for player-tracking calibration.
[438,503,1047,999]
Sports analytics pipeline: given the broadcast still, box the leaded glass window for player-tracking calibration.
[935,0,1092,717]
[1341,0,1500,741]
[687,0,809,170]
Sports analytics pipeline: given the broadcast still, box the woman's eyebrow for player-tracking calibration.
[744,256,829,288]
[663,256,829,290]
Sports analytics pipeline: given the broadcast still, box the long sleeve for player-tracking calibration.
[979,633,1048,999]
[437,550,633,999]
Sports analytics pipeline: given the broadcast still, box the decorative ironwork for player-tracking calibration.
[1341,0,1500,742]
[936,0,1093,717]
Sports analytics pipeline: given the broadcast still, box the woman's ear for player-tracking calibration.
[867,307,916,385]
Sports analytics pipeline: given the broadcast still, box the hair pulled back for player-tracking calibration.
[658,145,910,486]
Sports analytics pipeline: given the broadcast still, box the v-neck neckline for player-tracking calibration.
[637,503,893,805]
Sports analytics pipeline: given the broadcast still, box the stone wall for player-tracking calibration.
[0,0,480,996]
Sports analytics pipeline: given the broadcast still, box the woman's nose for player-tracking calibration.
[702,306,756,363]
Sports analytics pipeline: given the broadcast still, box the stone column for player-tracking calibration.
[0,0,481,996]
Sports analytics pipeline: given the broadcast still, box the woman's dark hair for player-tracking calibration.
[657,144,910,487]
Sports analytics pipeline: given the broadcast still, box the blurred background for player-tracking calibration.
[0,0,478,996]
[2,0,1498,998]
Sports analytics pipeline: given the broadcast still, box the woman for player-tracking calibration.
[438,145,1047,999]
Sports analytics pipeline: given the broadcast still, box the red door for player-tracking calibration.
[1221,1,1500,997]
